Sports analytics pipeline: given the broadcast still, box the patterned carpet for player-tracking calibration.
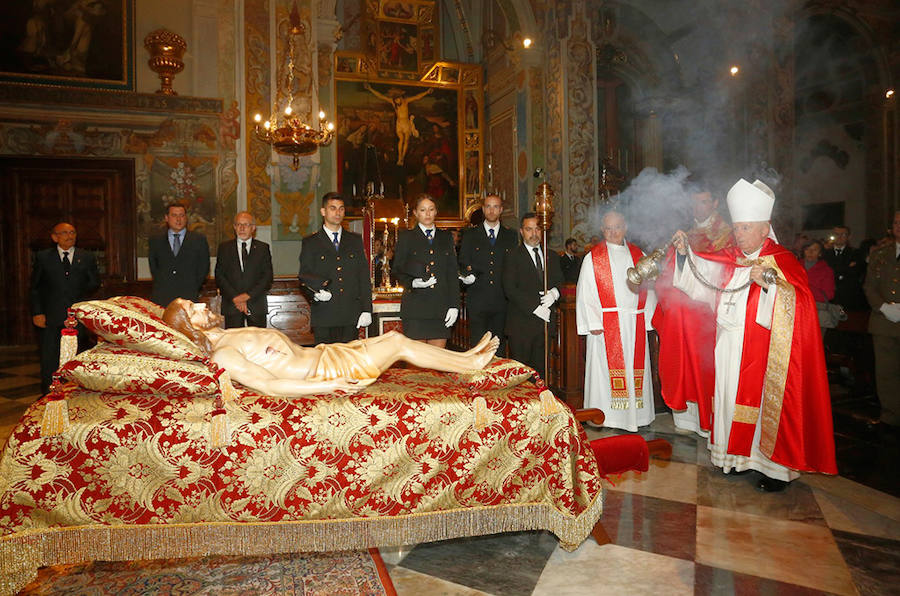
[18,550,396,595]
[1,346,898,595]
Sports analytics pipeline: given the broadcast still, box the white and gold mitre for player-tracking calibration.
[726,178,774,223]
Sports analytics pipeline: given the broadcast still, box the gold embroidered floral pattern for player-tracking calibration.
[0,368,603,593]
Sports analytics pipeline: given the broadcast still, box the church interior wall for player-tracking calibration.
[0,0,895,291]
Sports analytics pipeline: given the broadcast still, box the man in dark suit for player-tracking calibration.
[458,193,517,351]
[148,203,210,307]
[823,225,866,311]
[30,222,100,393]
[559,237,582,283]
[503,212,564,380]
[299,192,372,344]
[215,211,273,328]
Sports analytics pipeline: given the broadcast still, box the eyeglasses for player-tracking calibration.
[234,223,255,228]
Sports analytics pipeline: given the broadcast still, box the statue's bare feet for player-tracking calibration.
[464,332,492,356]
[472,336,500,369]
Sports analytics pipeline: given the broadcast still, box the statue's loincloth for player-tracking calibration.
[306,341,380,384]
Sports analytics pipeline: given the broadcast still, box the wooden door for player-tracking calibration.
[0,158,135,345]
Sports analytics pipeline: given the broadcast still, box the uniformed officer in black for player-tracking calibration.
[299,192,372,344]
[393,194,459,347]
[458,193,517,352]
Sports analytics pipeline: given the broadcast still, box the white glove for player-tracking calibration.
[444,307,459,327]
[880,303,900,323]
[356,312,373,328]
[412,275,437,289]
[460,274,476,285]
[532,304,551,322]
[539,287,560,308]
[313,289,332,302]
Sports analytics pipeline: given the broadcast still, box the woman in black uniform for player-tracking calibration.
[393,194,459,347]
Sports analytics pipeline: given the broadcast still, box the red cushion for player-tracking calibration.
[589,435,649,477]
[55,342,220,397]
[72,297,208,363]
[455,358,534,390]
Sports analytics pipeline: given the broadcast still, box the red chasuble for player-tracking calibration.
[590,242,647,401]
[676,239,837,474]
[652,214,733,431]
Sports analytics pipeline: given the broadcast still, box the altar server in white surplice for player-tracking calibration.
[576,211,657,431]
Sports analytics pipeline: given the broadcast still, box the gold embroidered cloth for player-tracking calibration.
[0,368,602,594]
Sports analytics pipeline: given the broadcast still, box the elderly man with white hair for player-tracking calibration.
[671,179,836,491]
[576,210,657,432]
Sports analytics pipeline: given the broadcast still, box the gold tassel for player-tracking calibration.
[210,407,229,449]
[539,389,563,418]
[218,369,236,403]
[473,395,489,431]
[59,329,78,367]
[40,398,70,436]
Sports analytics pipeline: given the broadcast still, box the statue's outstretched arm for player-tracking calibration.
[364,83,392,103]
[408,87,433,102]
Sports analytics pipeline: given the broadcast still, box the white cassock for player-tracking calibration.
[576,242,657,431]
[673,246,799,481]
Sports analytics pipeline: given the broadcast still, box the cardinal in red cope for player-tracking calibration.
[671,179,836,492]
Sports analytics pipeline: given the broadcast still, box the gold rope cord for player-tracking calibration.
[0,494,603,595]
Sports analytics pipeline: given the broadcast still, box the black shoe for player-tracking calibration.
[728,469,752,476]
[756,476,788,493]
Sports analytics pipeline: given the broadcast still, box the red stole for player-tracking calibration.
[591,242,647,400]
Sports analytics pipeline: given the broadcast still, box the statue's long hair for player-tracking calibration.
[162,299,213,356]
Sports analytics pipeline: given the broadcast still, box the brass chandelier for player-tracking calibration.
[253,2,334,170]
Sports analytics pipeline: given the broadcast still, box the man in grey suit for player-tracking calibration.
[215,211,273,328]
[865,210,900,435]
[30,222,100,393]
[148,203,210,307]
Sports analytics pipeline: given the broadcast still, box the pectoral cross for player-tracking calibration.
[722,295,738,314]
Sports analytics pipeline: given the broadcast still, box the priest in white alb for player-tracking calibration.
[576,210,657,431]
[671,179,836,491]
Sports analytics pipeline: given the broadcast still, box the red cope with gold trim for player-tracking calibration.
[653,216,734,431]
[590,242,647,399]
[689,239,837,474]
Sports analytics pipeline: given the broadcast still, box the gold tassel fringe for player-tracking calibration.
[59,332,77,367]
[39,399,70,437]
[0,492,602,595]
[218,369,236,403]
[539,389,563,418]
[472,395,489,431]
[210,408,230,449]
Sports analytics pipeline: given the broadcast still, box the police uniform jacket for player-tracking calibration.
[393,226,459,320]
[458,223,517,313]
[299,228,372,328]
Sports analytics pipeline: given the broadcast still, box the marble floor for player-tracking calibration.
[1,347,898,595]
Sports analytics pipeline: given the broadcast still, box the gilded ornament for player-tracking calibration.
[144,29,187,96]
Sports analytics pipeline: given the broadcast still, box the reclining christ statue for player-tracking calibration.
[163,298,499,397]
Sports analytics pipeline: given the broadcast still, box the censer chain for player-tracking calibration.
[683,250,752,294]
